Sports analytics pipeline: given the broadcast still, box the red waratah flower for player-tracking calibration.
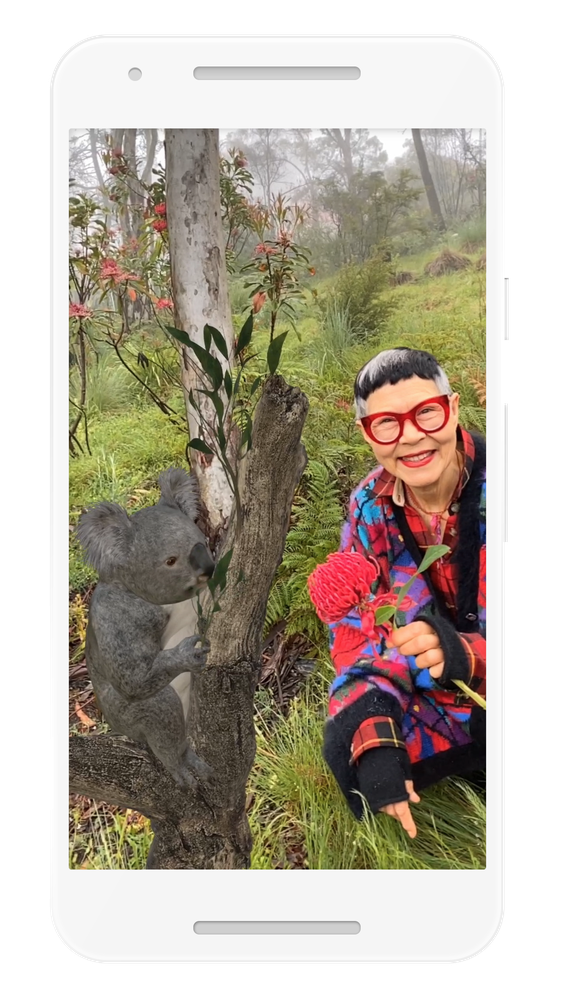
[155,298,174,310]
[69,303,93,318]
[254,243,267,255]
[307,551,380,624]
[154,202,166,215]
[252,291,267,313]
[152,219,167,232]
[308,550,417,641]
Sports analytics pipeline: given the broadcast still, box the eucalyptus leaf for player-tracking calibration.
[235,312,253,356]
[188,438,214,456]
[267,330,288,374]
[206,324,229,360]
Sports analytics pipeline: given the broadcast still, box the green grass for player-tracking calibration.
[249,668,485,870]
[69,802,153,869]
[68,243,486,870]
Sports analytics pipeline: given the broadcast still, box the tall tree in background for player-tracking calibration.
[320,129,387,191]
[110,129,159,239]
[226,129,286,206]
[411,128,445,232]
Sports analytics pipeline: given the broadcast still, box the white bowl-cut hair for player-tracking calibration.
[354,347,452,418]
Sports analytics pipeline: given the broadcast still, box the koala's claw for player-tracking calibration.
[179,635,210,673]
[169,750,214,791]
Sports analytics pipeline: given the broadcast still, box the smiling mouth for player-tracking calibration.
[399,450,436,466]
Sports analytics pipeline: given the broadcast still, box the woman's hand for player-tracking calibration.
[387,621,445,679]
[379,781,420,838]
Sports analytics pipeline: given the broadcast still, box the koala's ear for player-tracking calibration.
[75,502,132,575]
[158,467,199,518]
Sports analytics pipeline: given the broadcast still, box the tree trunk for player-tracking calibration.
[123,129,146,239]
[411,129,446,231]
[141,129,159,185]
[322,129,355,189]
[88,130,111,210]
[69,375,309,869]
[165,129,236,541]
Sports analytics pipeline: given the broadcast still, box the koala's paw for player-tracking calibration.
[169,750,214,791]
[168,765,197,792]
[184,748,214,784]
[178,635,210,673]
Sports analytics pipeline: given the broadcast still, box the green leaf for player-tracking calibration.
[224,369,233,399]
[190,343,223,391]
[196,388,225,425]
[391,545,451,625]
[267,330,288,374]
[210,547,234,594]
[211,390,224,425]
[166,325,191,348]
[212,602,222,613]
[188,438,214,456]
[235,312,253,356]
[417,544,450,574]
[375,605,396,625]
[241,418,252,451]
[204,325,212,352]
[166,326,223,390]
[232,367,244,399]
[250,376,262,395]
[206,324,229,360]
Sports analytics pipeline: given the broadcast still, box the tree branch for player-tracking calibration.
[69,734,190,821]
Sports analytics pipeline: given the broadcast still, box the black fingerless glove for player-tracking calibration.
[414,611,471,689]
[356,745,412,816]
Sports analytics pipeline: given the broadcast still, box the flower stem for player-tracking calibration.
[454,680,486,710]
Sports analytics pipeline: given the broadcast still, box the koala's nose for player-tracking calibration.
[189,543,215,580]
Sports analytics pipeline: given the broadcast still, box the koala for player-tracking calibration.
[75,467,216,790]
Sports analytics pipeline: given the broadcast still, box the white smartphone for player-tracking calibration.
[53,36,504,961]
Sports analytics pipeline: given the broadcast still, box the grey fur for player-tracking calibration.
[76,468,215,790]
[158,466,200,518]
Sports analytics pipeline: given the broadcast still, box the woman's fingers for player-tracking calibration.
[428,662,446,678]
[405,780,421,803]
[394,633,441,657]
[391,801,417,838]
[415,647,445,670]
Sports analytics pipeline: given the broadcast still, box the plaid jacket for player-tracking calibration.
[323,428,486,797]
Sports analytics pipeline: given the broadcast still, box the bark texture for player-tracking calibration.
[412,128,446,231]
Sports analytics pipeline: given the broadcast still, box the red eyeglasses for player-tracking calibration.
[360,394,451,445]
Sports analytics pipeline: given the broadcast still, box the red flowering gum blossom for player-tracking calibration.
[152,219,168,232]
[307,551,380,624]
[154,202,166,215]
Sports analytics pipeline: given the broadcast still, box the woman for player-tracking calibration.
[319,347,486,839]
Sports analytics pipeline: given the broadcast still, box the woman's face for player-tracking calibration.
[357,376,460,487]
